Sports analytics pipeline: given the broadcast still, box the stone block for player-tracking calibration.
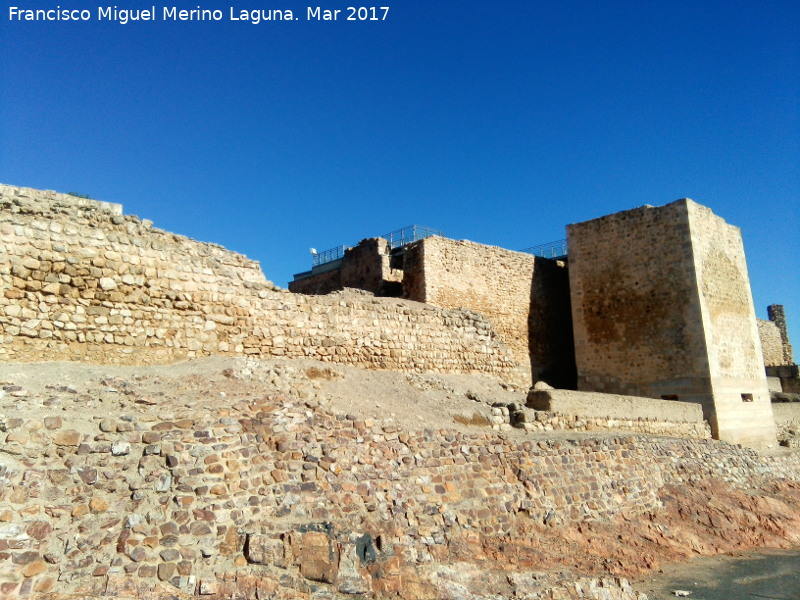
[298,531,339,584]
[245,534,286,567]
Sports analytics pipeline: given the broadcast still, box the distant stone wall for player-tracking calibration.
[286,263,342,294]
[767,304,794,366]
[289,238,403,296]
[758,319,786,368]
[768,365,800,394]
[402,236,575,387]
[0,184,524,382]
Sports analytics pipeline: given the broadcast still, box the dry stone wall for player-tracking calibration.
[402,236,575,387]
[0,184,523,382]
[1,374,798,599]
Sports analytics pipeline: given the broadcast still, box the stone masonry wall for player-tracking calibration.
[759,319,786,368]
[567,201,708,397]
[767,304,794,366]
[289,238,403,297]
[687,201,776,447]
[526,389,705,423]
[1,377,797,599]
[0,184,524,382]
[567,199,776,448]
[402,237,575,388]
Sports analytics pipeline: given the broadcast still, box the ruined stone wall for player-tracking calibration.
[402,236,575,387]
[772,402,800,447]
[338,238,403,296]
[1,381,797,599]
[286,264,343,295]
[567,199,775,447]
[0,185,523,381]
[759,319,786,368]
[288,238,403,297]
[767,304,794,366]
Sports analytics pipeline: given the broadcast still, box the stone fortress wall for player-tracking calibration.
[402,237,575,388]
[290,238,404,297]
[567,200,707,396]
[1,184,799,598]
[688,202,776,445]
[0,184,524,382]
[1,184,796,446]
[759,303,795,394]
[567,199,776,447]
[763,305,799,393]
[293,236,576,388]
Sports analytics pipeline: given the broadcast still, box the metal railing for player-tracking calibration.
[520,239,568,259]
[383,225,443,250]
[311,245,346,267]
[311,225,443,267]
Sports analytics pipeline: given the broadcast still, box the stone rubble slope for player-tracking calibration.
[1,357,799,599]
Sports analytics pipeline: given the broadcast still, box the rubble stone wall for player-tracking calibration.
[289,238,403,296]
[759,319,787,368]
[767,304,794,366]
[0,184,523,381]
[1,387,798,599]
[772,403,800,444]
[402,236,575,387]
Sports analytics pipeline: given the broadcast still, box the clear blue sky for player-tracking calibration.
[1,1,798,341]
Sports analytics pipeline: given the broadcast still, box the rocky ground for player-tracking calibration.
[1,357,799,599]
[0,356,527,438]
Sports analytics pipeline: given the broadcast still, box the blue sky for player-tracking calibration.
[1,1,798,340]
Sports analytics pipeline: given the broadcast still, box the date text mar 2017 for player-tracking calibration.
[308,6,389,20]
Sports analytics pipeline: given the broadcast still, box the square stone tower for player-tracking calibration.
[567,199,776,447]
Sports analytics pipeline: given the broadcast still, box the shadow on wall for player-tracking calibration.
[528,256,577,389]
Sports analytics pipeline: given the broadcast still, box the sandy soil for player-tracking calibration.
[0,355,532,436]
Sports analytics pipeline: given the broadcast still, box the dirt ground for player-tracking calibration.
[633,548,800,600]
[0,355,533,436]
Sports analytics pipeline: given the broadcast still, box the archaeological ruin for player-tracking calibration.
[1,182,799,599]
[2,184,797,447]
[290,199,795,448]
